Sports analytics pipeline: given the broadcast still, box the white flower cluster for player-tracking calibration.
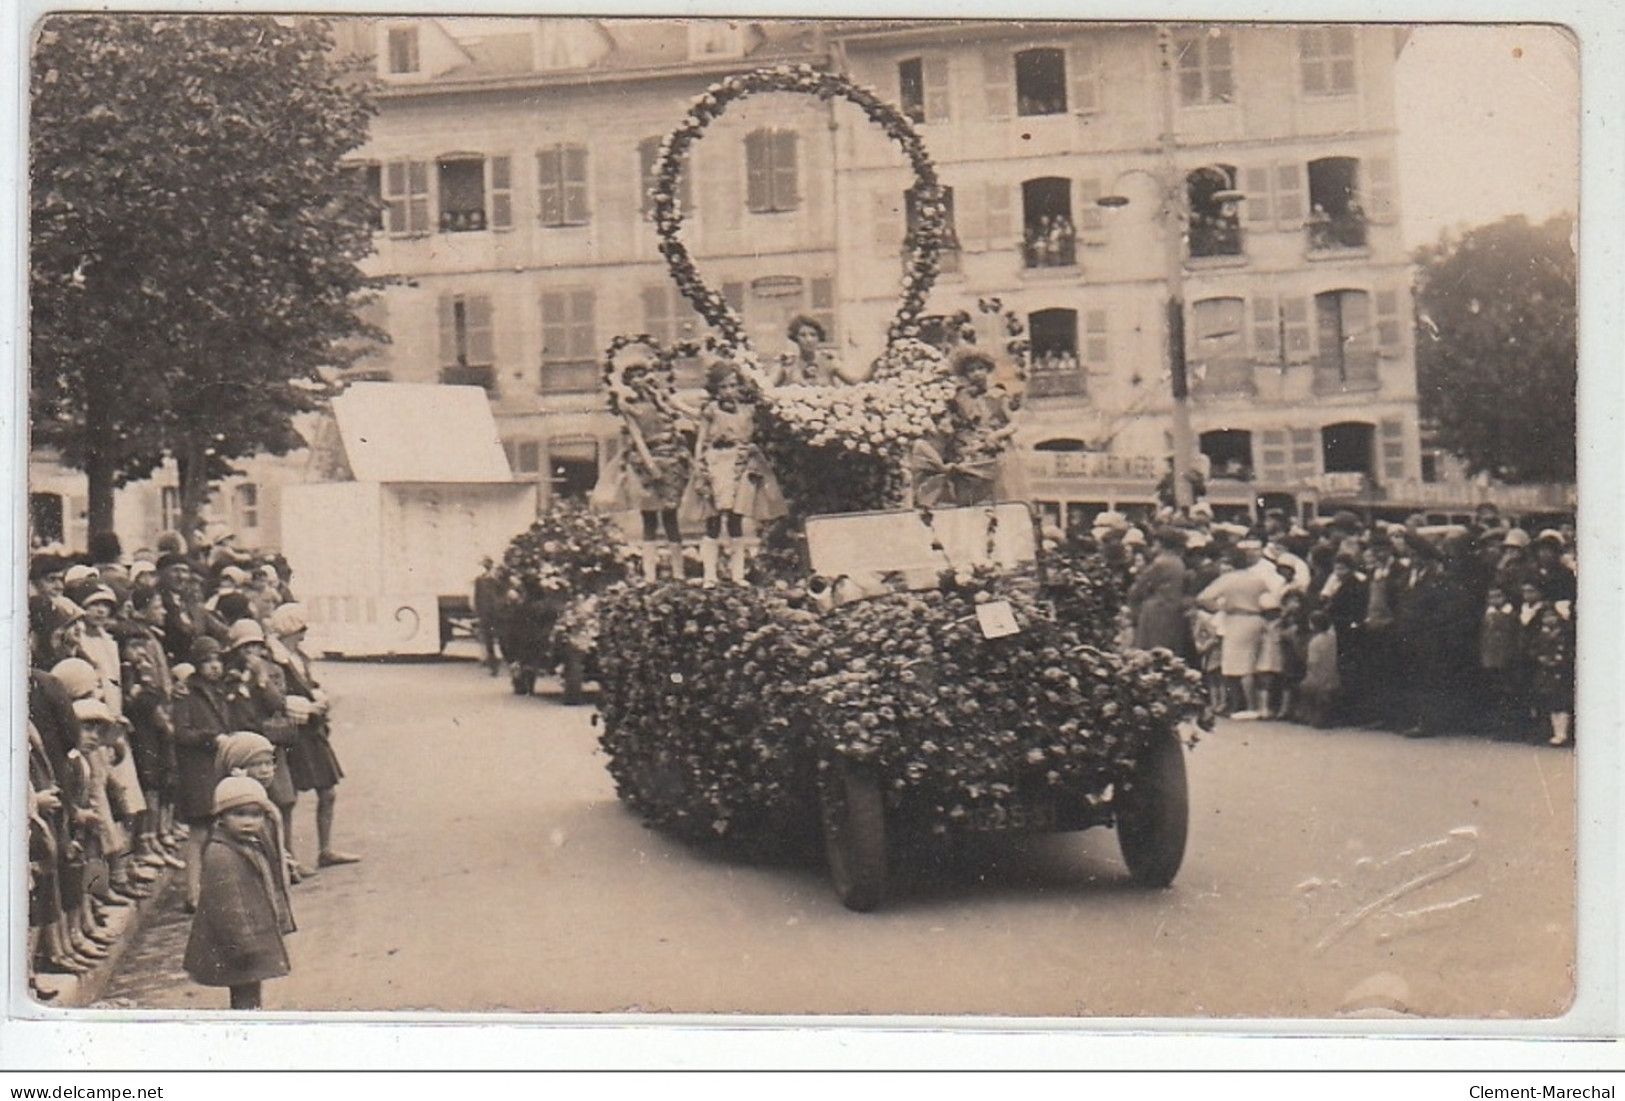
[765,348,955,458]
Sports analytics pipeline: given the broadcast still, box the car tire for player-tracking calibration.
[820,759,887,912]
[1116,727,1189,888]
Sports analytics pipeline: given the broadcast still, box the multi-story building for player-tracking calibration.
[28,17,1429,555]
[342,16,1422,531]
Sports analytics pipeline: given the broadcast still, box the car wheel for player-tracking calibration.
[1116,727,1189,888]
[820,759,887,912]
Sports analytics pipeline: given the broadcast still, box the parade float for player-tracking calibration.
[593,65,1211,911]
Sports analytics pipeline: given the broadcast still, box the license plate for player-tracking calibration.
[963,801,1057,833]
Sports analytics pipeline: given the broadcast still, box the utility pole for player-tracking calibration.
[1156,23,1197,511]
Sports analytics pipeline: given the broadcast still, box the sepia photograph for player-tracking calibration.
[7,0,1614,1069]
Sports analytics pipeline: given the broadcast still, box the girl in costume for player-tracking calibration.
[685,362,785,587]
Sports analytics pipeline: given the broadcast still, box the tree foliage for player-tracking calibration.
[30,14,382,536]
[1412,214,1576,483]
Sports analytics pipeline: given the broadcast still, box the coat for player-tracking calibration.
[1127,551,1190,654]
[274,640,344,793]
[183,823,294,988]
[226,658,298,807]
[172,678,235,823]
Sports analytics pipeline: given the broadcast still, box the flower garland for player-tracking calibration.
[650,64,949,355]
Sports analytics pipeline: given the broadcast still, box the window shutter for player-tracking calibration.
[1290,428,1319,481]
[540,291,565,361]
[642,284,670,343]
[1077,177,1105,233]
[1380,418,1407,482]
[1069,38,1101,113]
[1259,429,1290,484]
[1083,309,1109,368]
[1375,287,1405,356]
[569,289,596,359]
[489,156,512,230]
[1251,295,1280,362]
[1281,295,1313,363]
[1243,165,1274,226]
[438,295,456,366]
[407,161,430,234]
[722,281,745,316]
[984,181,1013,249]
[385,161,408,235]
[537,149,562,226]
[983,47,1013,119]
[1363,156,1397,224]
[1342,290,1374,356]
[466,295,495,366]
[564,146,589,224]
[1273,162,1306,229]
[745,131,770,213]
[955,181,984,248]
[811,276,836,343]
[771,131,799,211]
[702,144,742,233]
[873,190,904,256]
[923,56,952,122]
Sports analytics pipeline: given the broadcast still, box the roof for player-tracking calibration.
[329,383,515,484]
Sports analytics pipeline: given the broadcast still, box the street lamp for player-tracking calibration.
[1094,25,1244,512]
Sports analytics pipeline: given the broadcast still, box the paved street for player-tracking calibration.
[101,653,1575,1019]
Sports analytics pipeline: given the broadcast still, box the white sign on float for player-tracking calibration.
[803,503,1037,605]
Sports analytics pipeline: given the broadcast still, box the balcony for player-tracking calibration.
[439,364,495,392]
[1026,368,1087,399]
[541,361,601,395]
[1305,210,1369,255]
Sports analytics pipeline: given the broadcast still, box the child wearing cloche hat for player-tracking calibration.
[182,774,295,1010]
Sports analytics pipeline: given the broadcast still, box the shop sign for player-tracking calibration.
[1033,452,1161,481]
[751,275,804,298]
[1317,471,1369,496]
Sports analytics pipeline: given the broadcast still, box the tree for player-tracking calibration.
[1412,214,1576,484]
[30,14,383,540]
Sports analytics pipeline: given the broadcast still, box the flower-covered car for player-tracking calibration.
[596,505,1209,911]
[498,502,627,700]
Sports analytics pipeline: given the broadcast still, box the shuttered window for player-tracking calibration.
[537,145,590,227]
[540,289,597,392]
[384,159,430,236]
[745,129,798,214]
[438,294,494,367]
[1380,418,1408,482]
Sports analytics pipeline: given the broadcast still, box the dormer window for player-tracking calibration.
[386,25,420,75]
[689,21,746,61]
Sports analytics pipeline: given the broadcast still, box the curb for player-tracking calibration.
[31,865,177,1009]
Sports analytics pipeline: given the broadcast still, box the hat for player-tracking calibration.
[1122,527,1147,546]
[128,561,156,583]
[51,658,100,700]
[29,554,70,582]
[1502,528,1531,548]
[227,619,267,650]
[1261,544,1281,562]
[190,637,224,663]
[215,731,276,779]
[172,663,196,683]
[214,592,252,624]
[218,565,251,587]
[1536,529,1565,547]
[51,596,86,625]
[81,585,118,608]
[268,603,309,637]
[1189,501,1214,520]
[212,775,272,817]
[63,564,99,587]
[1094,510,1129,531]
[71,697,117,725]
[156,552,189,573]
[1237,538,1263,551]
[1184,530,1211,550]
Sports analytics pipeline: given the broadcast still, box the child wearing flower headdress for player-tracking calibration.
[593,346,699,583]
[684,361,786,586]
[911,349,1023,507]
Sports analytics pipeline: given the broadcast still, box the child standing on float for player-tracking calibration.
[595,349,699,583]
[683,362,785,587]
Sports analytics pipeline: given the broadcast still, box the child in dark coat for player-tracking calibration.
[184,775,295,1010]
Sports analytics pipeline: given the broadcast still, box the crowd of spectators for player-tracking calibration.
[24,527,356,1004]
[1083,501,1578,745]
